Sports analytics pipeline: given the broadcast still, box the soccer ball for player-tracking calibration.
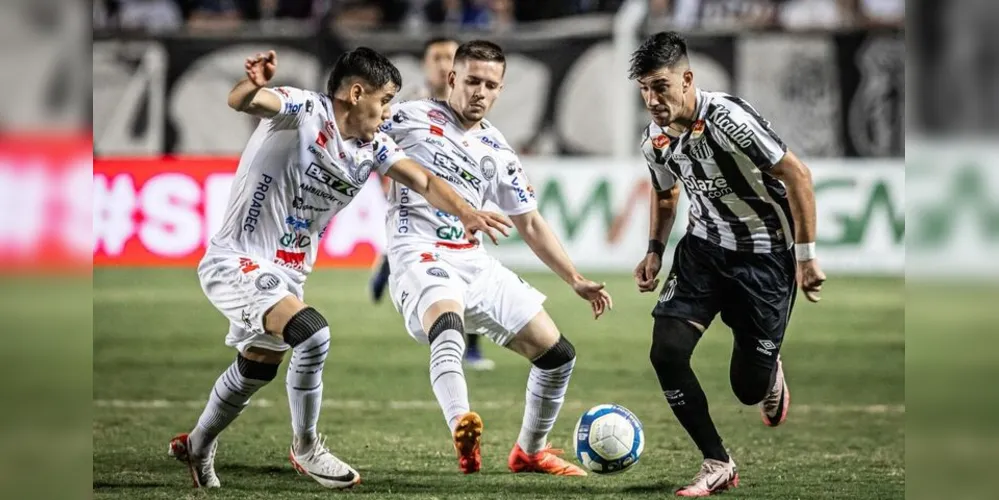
[573,404,645,474]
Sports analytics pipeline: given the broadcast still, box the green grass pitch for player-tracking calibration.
[94,269,903,499]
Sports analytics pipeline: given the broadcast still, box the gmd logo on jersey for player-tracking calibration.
[573,404,645,474]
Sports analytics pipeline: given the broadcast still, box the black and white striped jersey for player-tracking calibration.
[642,88,795,253]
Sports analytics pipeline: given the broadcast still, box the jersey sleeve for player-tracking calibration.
[641,131,677,192]
[492,158,538,216]
[714,96,788,169]
[372,132,408,175]
[377,103,411,142]
[261,86,315,128]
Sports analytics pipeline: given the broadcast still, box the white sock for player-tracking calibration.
[517,358,575,454]
[189,359,271,454]
[429,329,470,432]
[286,327,330,452]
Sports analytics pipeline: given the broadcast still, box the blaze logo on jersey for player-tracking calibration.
[427,109,447,125]
[275,249,306,270]
[680,174,733,199]
[305,162,359,197]
[239,257,259,273]
[652,134,670,149]
[285,215,312,230]
[708,106,755,149]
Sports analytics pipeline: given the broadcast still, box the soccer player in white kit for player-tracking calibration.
[167,47,510,490]
[381,40,614,476]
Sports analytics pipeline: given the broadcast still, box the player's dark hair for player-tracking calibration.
[629,31,689,80]
[327,47,403,96]
[453,40,506,73]
[423,36,459,57]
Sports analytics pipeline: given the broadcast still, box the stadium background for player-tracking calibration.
[63,1,970,499]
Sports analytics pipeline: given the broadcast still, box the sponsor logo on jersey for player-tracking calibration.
[424,137,445,147]
[426,267,449,279]
[316,130,328,148]
[242,174,274,233]
[284,102,303,114]
[435,225,465,240]
[708,106,755,149]
[280,232,311,248]
[285,215,312,230]
[691,120,705,139]
[427,109,447,125]
[688,140,714,161]
[430,125,444,136]
[239,257,259,273]
[397,186,411,234]
[432,152,482,190]
[392,111,407,123]
[292,195,331,212]
[305,162,359,197]
[298,183,344,206]
[419,252,438,263]
[378,122,392,132]
[305,100,314,114]
[241,309,252,329]
[506,161,518,176]
[255,272,281,291]
[274,249,306,271]
[480,156,497,181]
[680,174,734,199]
[511,176,531,204]
[481,136,502,150]
[652,134,670,149]
[435,209,460,223]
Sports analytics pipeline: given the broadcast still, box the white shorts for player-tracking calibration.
[197,249,303,353]
[388,244,546,346]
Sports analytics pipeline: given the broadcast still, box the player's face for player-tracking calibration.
[638,66,693,127]
[424,41,459,91]
[448,59,505,124]
[350,81,398,142]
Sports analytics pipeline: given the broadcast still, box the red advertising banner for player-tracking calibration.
[0,134,92,272]
[93,157,389,268]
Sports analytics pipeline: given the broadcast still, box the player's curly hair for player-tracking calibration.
[629,31,689,80]
[327,47,403,95]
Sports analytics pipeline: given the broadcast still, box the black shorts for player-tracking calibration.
[653,234,797,365]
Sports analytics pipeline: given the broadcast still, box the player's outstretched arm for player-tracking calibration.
[770,151,826,303]
[511,210,613,319]
[635,182,681,293]
[227,50,282,118]
[385,159,512,245]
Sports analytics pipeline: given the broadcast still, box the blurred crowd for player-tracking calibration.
[93,0,904,33]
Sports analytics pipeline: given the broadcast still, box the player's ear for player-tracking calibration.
[350,83,363,105]
[447,71,456,89]
[683,70,694,90]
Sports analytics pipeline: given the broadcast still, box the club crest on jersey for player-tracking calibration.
[255,273,281,291]
[351,159,374,184]
[427,109,447,125]
[688,140,714,161]
[652,134,670,149]
[480,156,497,181]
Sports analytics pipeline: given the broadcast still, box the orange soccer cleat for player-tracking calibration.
[452,412,483,474]
[508,442,587,476]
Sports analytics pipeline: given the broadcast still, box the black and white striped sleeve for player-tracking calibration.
[641,131,677,192]
[714,96,788,169]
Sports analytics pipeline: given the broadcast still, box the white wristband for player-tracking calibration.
[795,242,816,261]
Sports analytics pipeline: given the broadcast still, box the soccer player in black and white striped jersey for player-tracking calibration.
[629,32,826,497]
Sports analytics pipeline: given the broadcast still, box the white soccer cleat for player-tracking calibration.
[761,357,790,427]
[675,457,739,497]
[168,433,220,488]
[289,434,361,489]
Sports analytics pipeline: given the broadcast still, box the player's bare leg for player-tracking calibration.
[168,335,284,488]
[264,296,360,489]
[505,310,586,476]
[421,299,479,473]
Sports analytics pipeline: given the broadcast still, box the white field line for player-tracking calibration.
[94,398,904,414]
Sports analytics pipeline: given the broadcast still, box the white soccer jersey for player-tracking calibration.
[379,99,538,251]
[210,86,407,280]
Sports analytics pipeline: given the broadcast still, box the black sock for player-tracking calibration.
[466,332,480,351]
[650,317,729,462]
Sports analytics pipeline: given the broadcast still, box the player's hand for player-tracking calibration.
[460,210,512,246]
[245,50,277,87]
[797,259,826,303]
[634,252,662,293]
[572,278,613,319]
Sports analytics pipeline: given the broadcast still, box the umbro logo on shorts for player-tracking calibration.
[756,339,777,356]
[426,267,449,279]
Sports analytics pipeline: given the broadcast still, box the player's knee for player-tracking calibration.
[730,361,773,405]
[649,317,700,374]
[531,335,576,369]
[236,353,280,382]
[427,311,463,344]
[282,306,329,348]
